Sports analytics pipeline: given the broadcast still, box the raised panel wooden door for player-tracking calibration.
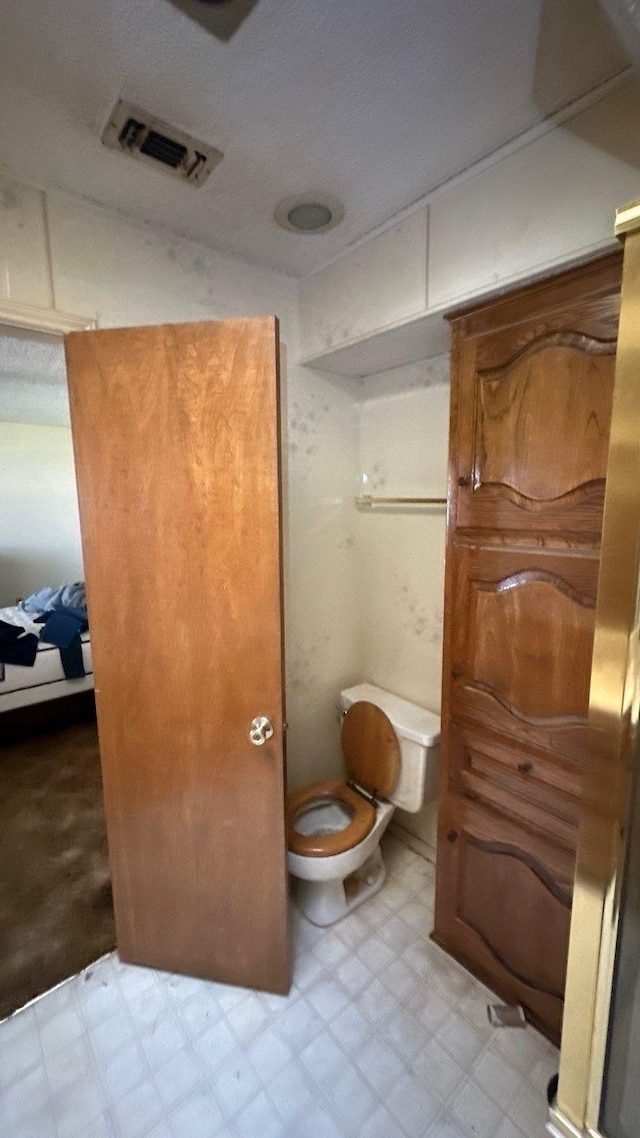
[447,723,581,848]
[435,251,622,1043]
[65,318,289,994]
[436,791,574,1040]
[450,547,599,761]
[453,255,620,540]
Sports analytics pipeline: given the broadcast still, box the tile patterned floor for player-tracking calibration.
[0,835,556,1138]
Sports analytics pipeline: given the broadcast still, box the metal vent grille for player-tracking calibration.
[102,101,223,187]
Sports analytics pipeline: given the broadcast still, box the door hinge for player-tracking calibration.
[347,779,378,807]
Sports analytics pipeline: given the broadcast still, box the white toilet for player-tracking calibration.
[287,682,440,926]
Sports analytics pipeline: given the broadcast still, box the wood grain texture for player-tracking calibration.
[475,338,613,504]
[434,791,574,1041]
[435,252,622,1043]
[287,780,375,857]
[65,318,289,994]
[341,701,400,799]
[448,723,582,848]
[451,550,598,724]
[453,251,621,542]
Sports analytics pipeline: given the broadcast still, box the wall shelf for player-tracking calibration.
[299,303,451,378]
[298,246,618,380]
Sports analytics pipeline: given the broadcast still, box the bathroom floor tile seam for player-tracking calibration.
[0,836,553,1138]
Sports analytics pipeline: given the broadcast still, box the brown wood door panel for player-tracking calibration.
[474,339,612,498]
[449,686,600,765]
[436,252,622,1041]
[454,251,622,344]
[447,722,581,847]
[450,253,620,539]
[434,793,573,1042]
[65,318,289,994]
[450,546,598,730]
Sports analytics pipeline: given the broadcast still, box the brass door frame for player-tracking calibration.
[550,199,640,1137]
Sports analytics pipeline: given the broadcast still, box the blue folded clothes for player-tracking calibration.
[39,611,85,649]
[52,603,88,630]
[59,636,86,680]
[22,582,87,615]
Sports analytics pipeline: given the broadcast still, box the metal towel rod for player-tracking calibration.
[355,494,447,507]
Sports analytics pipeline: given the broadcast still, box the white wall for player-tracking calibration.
[356,356,450,713]
[352,355,450,852]
[284,365,360,787]
[0,175,360,788]
[0,420,83,605]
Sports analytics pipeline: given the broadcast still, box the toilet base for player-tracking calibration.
[291,846,386,927]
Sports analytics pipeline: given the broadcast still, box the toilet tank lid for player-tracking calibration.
[340,683,440,747]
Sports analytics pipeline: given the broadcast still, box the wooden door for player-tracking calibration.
[449,547,599,761]
[65,318,289,994]
[434,251,622,1042]
[438,790,575,1040]
[453,255,620,540]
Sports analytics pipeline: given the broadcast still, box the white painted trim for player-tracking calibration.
[0,300,96,336]
[301,68,634,281]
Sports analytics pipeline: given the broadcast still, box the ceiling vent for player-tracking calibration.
[166,0,261,42]
[102,100,223,187]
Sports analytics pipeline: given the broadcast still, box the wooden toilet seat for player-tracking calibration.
[287,780,376,857]
[287,702,401,858]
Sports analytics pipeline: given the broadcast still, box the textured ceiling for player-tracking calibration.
[0,0,629,277]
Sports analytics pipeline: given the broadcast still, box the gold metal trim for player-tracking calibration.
[614,196,640,240]
[557,208,640,1132]
[548,1103,606,1138]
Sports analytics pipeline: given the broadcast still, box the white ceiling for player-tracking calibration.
[0,0,629,278]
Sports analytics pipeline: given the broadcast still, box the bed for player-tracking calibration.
[0,632,93,712]
[0,595,94,713]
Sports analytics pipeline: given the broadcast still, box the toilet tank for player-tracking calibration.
[339,683,440,812]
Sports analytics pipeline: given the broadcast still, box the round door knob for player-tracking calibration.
[249,716,274,746]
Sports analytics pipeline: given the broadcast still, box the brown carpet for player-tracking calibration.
[0,719,115,1020]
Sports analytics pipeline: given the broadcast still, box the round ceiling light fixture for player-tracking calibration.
[274,193,345,235]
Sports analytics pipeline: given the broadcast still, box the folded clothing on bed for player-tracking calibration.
[22,582,87,615]
[0,584,89,681]
[0,620,39,667]
[36,606,89,680]
[38,607,88,648]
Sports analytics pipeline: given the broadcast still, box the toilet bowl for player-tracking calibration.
[287,683,440,926]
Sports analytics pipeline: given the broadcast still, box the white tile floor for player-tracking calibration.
[0,835,556,1138]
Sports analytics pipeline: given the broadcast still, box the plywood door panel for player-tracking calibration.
[434,791,573,1042]
[65,318,289,994]
[452,252,620,540]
